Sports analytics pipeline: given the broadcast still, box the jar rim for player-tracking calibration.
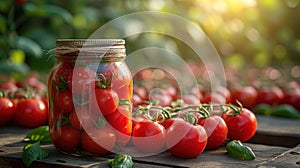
[55,39,126,60]
[56,39,125,48]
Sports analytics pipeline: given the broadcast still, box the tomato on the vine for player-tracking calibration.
[93,88,119,116]
[81,127,116,155]
[105,106,132,147]
[197,116,228,149]
[13,98,47,128]
[222,108,257,142]
[132,120,166,153]
[132,115,150,130]
[51,125,81,153]
[166,119,207,158]
[0,97,15,125]
[160,117,185,130]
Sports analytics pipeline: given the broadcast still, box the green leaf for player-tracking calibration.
[0,61,29,78]
[16,37,42,58]
[272,104,300,119]
[43,5,73,23]
[25,126,51,143]
[108,155,134,168]
[22,142,49,167]
[24,3,73,23]
[0,14,6,33]
[226,140,256,160]
[253,104,272,116]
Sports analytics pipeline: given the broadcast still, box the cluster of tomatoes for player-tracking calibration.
[133,67,300,113]
[0,74,48,127]
[48,63,133,155]
[131,94,257,158]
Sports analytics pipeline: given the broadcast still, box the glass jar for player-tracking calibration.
[48,39,132,155]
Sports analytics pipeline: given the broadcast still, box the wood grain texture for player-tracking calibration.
[0,115,299,167]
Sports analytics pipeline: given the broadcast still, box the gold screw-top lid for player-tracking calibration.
[56,39,125,47]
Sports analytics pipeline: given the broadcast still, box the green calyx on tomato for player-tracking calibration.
[226,140,256,160]
[52,75,69,91]
[97,73,113,89]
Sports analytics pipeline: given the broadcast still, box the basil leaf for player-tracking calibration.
[108,155,134,168]
[22,142,49,167]
[226,140,256,160]
[25,126,51,143]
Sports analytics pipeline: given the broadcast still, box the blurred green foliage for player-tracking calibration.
[0,0,300,80]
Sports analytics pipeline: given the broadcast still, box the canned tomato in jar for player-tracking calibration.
[48,39,133,155]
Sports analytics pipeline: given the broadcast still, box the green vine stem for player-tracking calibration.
[132,100,244,124]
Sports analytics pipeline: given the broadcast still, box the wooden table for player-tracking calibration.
[0,115,299,168]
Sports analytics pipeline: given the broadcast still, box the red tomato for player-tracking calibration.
[132,94,143,108]
[0,98,15,125]
[197,116,228,149]
[132,115,150,130]
[51,62,73,90]
[97,63,132,100]
[81,127,116,155]
[0,80,18,91]
[15,0,27,4]
[150,92,172,107]
[111,63,133,100]
[190,87,204,103]
[163,85,178,101]
[181,94,200,105]
[202,93,226,104]
[51,126,81,153]
[222,108,257,142]
[132,120,166,153]
[13,98,47,128]
[166,120,207,158]
[231,86,258,109]
[281,88,300,110]
[69,107,98,130]
[105,106,132,146]
[256,86,284,105]
[24,73,47,91]
[215,86,231,103]
[160,117,185,130]
[134,86,147,100]
[54,90,74,113]
[93,88,119,115]
[69,66,96,94]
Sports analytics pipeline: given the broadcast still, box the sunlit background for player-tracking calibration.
[0,0,299,82]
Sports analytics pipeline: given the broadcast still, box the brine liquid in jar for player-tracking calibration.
[47,39,132,155]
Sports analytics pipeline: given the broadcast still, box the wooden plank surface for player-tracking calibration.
[0,115,299,167]
[248,115,300,147]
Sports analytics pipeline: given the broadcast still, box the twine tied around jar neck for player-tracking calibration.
[46,39,127,62]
